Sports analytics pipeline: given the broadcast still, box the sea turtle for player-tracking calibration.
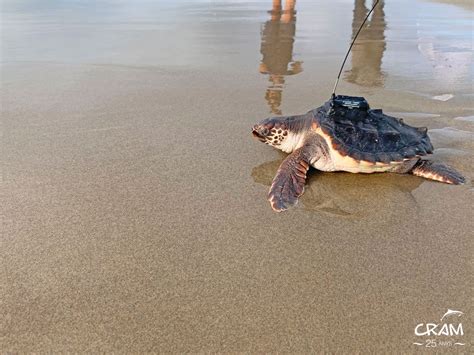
[252,95,465,212]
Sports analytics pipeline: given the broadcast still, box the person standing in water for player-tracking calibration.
[259,0,302,115]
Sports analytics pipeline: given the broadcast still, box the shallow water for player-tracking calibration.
[2,0,473,352]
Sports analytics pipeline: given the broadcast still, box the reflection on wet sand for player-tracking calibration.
[345,0,386,87]
[259,0,302,115]
[251,158,423,216]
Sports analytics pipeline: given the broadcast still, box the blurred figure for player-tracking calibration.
[260,0,302,115]
[345,0,386,87]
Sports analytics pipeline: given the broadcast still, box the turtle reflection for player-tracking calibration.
[345,0,386,87]
[251,159,423,216]
[259,0,302,115]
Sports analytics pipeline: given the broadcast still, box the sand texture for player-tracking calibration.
[2,0,473,352]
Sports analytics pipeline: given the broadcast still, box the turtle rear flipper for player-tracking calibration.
[411,160,465,185]
[268,149,310,212]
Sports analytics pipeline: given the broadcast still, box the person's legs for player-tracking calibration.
[282,0,296,23]
[271,0,282,20]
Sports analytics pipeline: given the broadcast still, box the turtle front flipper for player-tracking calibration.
[268,146,315,212]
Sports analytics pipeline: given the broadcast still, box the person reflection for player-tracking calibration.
[345,0,386,87]
[259,0,302,115]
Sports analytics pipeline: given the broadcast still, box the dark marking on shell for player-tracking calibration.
[349,150,363,161]
[400,147,416,158]
[362,153,377,163]
[414,146,426,155]
[376,152,391,163]
[389,152,403,161]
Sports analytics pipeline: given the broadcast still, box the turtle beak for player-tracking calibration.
[252,126,267,142]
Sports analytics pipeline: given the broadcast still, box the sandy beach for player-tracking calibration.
[2,0,473,352]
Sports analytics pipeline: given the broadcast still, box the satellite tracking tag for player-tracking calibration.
[332,95,369,110]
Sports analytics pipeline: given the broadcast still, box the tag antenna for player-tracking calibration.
[332,0,380,98]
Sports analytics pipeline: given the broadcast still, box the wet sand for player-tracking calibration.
[2,0,473,352]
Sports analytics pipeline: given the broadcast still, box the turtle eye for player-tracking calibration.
[252,125,269,142]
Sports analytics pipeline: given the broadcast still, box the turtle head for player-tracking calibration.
[252,117,290,147]
[252,115,306,152]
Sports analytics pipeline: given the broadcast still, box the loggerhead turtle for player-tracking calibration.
[252,95,465,212]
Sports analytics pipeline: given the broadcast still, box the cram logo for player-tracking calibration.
[413,309,466,348]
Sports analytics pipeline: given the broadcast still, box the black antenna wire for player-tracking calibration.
[332,0,380,98]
